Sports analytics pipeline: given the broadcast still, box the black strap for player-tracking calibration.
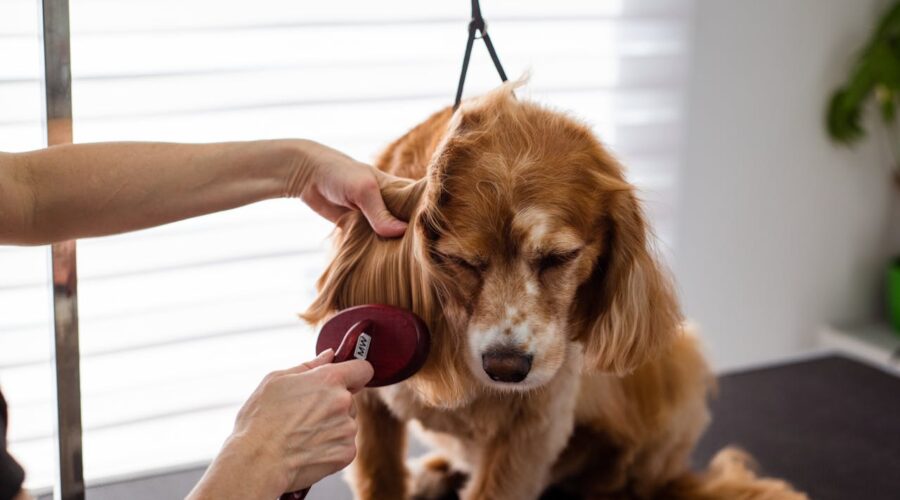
[453,0,508,109]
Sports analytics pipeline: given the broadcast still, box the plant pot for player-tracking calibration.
[888,259,900,335]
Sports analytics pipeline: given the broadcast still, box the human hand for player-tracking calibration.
[287,140,408,238]
[187,350,374,499]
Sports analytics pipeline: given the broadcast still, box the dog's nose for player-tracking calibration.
[482,349,532,383]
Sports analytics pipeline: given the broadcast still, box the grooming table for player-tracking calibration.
[41,356,898,500]
[692,355,900,500]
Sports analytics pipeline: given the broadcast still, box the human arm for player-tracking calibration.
[186,350,374,500]
[0,140,406,245]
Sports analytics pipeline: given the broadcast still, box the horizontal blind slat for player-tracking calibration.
[60,0,692,34]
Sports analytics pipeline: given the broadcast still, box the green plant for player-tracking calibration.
[827,1,900,165]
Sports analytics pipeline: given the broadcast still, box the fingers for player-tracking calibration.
[329,359,375,393]
[371,168,408,189]
[283,349,335,374]
[312,202,351,224]
[312,413,358,443]
[292,355,373,392]
[355,175,408,238]
[283,423,359,491]
[300,188,350,223]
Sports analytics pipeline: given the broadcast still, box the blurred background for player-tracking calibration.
[1,0,897,497]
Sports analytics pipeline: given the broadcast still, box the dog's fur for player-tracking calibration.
[303,86,806,499]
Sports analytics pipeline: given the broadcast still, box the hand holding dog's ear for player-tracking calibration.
[287,140,408,238]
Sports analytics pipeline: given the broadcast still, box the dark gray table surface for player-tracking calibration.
[693,355,900,500]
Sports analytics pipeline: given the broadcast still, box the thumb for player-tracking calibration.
[357,181,408,238]
[330,359,375,393]
[285,349,335,374]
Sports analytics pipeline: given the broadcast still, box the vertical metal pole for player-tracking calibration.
[41,1,84,499]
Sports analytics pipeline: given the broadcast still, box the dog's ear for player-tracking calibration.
[573,181,681,374]
[381,177,427,222]
[301,177,427,325]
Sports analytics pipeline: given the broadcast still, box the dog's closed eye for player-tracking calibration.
[534,249,581,274]
[438,252,488,274]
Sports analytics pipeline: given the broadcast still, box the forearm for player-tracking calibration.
[0,140,312,245]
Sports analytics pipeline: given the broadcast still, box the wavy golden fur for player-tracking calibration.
[303,85,806,499]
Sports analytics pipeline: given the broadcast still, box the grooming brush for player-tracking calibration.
[280,304,430,499]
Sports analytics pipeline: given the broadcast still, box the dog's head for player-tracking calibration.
[304,86,681,404]
[416,87,681,391]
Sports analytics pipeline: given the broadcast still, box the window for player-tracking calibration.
[0,0,693,491]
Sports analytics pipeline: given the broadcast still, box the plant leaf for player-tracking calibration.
[825,2,900,145]
[827,89,865,144]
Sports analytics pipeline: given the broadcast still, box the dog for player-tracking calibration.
[303,85,806,499]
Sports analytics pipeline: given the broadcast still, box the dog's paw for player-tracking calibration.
[409,454,468,500]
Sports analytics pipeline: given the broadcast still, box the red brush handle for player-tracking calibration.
[333,320,372,362]
[279,320,372,500]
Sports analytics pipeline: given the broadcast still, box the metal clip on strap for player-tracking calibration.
[454,0,508,109]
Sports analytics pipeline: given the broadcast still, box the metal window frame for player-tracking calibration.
[41,1,85,499]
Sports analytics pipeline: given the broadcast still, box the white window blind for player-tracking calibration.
[0,0,693,491]
[0,0,58,492]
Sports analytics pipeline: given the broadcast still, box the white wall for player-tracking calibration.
[675,0,896,371]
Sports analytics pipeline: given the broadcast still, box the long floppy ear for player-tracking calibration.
[573,184,682,374]
[301,177,427,325]
[381,176,428,222]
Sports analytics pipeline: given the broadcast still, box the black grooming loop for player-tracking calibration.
[453,0,508,109]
